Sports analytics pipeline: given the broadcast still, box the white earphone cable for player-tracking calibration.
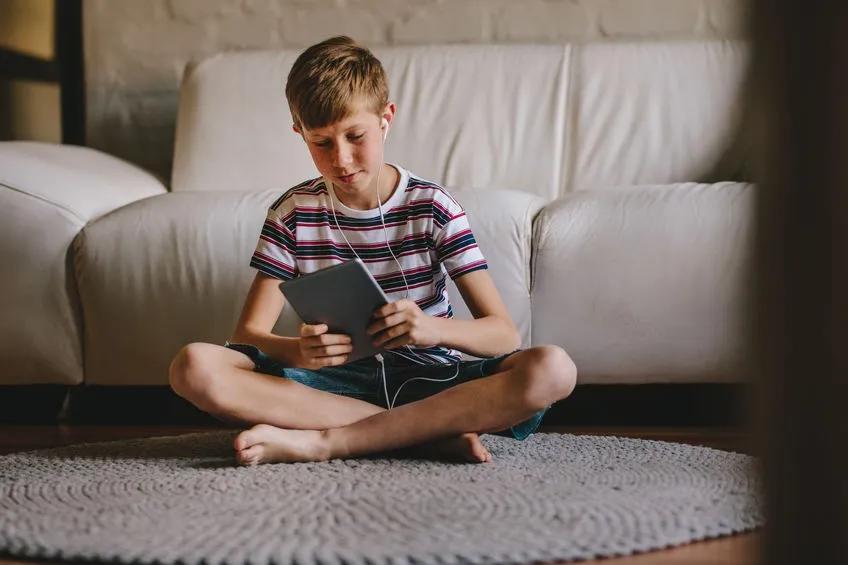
[328,118,461,409]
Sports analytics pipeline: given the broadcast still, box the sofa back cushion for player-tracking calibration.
[172,41,748,199]
[570,41,748,192]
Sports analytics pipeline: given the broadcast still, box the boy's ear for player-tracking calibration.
[292,123,302,135]
[382,102,397,128]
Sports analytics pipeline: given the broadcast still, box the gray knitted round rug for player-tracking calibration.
[0,431,762,564]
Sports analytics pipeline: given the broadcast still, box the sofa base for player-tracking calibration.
[0,384,749,428]
[0,385,70,424]
[545,383,749,427]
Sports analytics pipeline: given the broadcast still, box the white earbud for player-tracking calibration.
[380,118,389,141]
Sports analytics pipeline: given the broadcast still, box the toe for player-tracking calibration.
[234,430,255,451]
[236,445,263,466]
[468,438,490,463]
[234,424,281,451]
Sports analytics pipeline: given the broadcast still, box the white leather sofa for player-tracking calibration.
[0,40,755,390]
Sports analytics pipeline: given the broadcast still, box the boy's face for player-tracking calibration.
[296,101,395,193]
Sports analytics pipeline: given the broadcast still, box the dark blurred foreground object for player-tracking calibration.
[750,0,848,562]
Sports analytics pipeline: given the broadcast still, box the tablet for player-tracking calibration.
[279,259,389,363]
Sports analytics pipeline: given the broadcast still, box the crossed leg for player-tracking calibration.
[170,344,577,465]
[168,344,503,462]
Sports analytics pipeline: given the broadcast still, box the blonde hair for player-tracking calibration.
[285,36,389,131]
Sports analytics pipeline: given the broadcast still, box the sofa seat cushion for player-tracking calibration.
[76,189,541,384]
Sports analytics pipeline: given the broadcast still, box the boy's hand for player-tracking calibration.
[367,299,441,350]
[296,323,352,369]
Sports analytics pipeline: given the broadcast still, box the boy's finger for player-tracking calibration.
[304,333,350,348]
[372,302,397,318]
[319,355,348,367]
[302,323,328,336]
[316,333,352,345]
[316,344,354,357]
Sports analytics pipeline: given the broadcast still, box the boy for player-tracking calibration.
[169,36,577,465]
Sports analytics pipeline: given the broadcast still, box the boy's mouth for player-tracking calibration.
[337,171,360,184]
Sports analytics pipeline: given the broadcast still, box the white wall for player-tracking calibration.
[83,0,750,183]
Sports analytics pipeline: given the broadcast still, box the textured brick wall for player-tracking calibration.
[84,0,750,182]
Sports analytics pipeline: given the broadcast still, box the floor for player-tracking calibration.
[0,425,759,565]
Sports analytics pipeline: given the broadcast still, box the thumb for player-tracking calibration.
[301,323,327,336]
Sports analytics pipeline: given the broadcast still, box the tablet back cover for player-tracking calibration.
[280,260,388,362]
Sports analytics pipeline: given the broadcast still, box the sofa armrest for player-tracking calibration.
[0,141,167,221]
[531,182,756,385]
[447,188,547,355]
[0,142,167,386]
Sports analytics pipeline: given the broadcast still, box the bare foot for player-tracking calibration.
[234,425,492,466]
[411,432,492,463]
[233,424,330,465]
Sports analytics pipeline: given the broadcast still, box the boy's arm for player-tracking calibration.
[230,272,302,365]
[436,269,522,357]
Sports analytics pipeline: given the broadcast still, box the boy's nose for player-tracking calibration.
[331,143,354,168]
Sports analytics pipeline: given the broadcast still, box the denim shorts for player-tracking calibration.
[224,343,548,441]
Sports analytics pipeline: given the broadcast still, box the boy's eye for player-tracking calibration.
[348,133,365,141]
[315,141,331,148]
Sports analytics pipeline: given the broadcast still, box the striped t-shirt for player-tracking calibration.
[250,164,488,366]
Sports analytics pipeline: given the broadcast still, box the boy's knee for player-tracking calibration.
[169,343,219,403]
[517,345,577,410]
